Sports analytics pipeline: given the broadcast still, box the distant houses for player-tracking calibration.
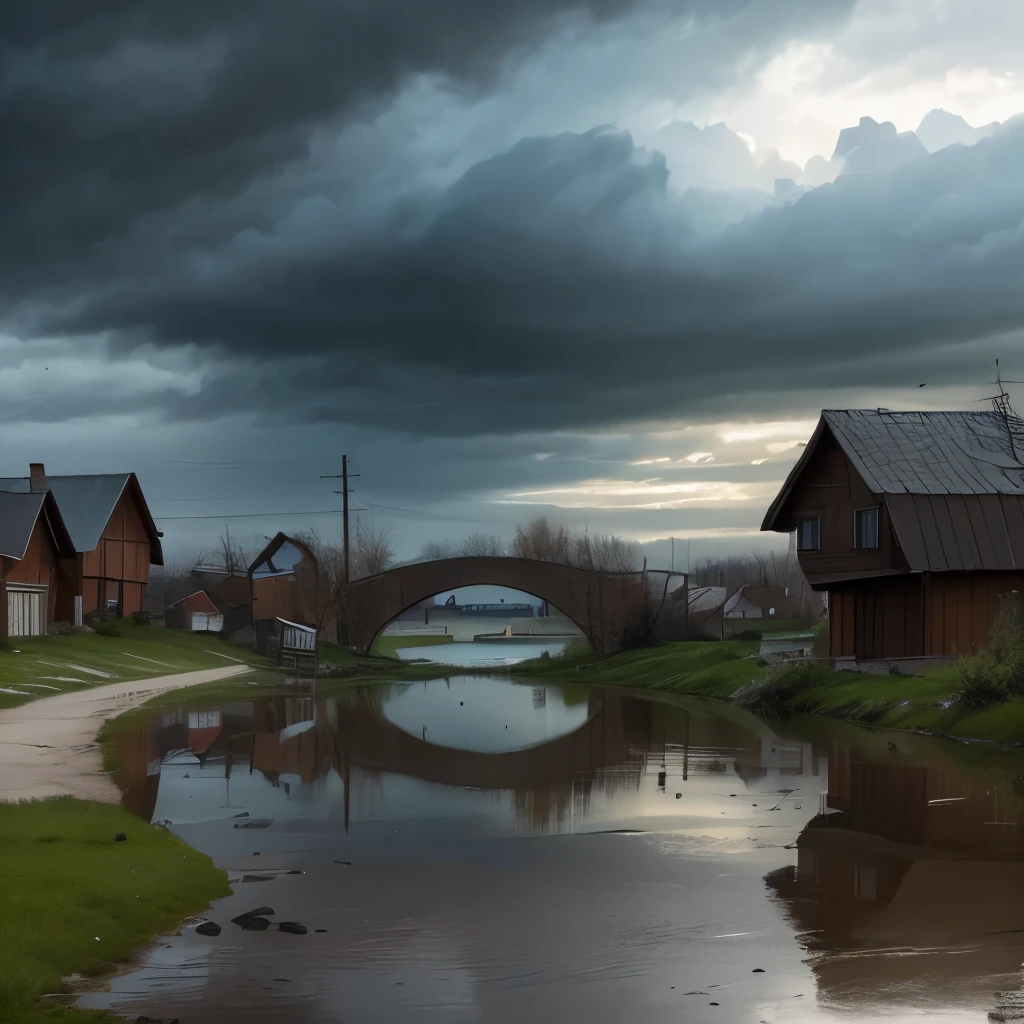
[762,409,1024,661]
[164,591,225,634]
[0,463,163,638]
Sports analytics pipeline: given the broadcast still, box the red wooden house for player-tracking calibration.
[0,490,76,638]
[0,463,164,625]
[762,409,1024,661]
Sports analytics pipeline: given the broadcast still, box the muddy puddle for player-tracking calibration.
[81,676,1024,1023]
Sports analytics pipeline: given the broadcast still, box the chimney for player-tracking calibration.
[29,463,48,493]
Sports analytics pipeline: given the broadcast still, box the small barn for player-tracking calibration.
[0,490,76,638]
[724,584,793,620]
[164,590,225,633]
[762,409,1024,661]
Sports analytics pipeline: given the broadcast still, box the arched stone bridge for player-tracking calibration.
[346,556,688,656]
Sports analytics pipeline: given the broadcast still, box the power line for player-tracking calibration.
[153,509,343,521]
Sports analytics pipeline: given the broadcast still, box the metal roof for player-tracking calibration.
[822,410,1024,495]
[687,586,726,613]
[886,492,1024,571]
[0,474,132,552]
[0,491,46,560]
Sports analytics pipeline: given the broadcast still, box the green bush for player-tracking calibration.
[91,618,121,638]
[956,593,1024,707]
[735,659,829,715]
[132,610,151,626]
[556,639,593,661]
[957,653,1008,709]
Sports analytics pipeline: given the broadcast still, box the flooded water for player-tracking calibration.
[90,676,1024,1023]
[396,638,574,666]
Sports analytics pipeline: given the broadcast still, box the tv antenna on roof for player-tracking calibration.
[992,359,1024,461]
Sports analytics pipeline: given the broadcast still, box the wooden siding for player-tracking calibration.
[4,515,64,627]
[251,554,321,629]
[777,433,909,586]
[80,487,153,616]
[829,571,1024,658]
[829,575,924,659]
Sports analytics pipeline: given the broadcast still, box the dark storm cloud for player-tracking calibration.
[1,0,743,289]
[36,118,1024,437]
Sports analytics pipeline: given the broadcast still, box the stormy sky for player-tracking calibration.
[5,0,1024,567]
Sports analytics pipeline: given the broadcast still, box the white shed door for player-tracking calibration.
[8,587,45,636]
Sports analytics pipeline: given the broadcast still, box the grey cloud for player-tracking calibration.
[30,118,1024,439]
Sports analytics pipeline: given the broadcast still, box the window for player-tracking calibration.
[855,507,880,549]
[796,516,821,551]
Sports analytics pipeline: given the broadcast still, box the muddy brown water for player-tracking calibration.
[80,676,1024,1023]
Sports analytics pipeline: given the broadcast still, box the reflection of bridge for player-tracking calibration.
[250,688,654,793]
[113,684,768,828]
[345,557,688,655]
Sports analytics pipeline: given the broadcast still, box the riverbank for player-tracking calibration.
[0,797,229,1024]
[509,641,1024,746]
[0,622,262,710]
[0,668,248,1022]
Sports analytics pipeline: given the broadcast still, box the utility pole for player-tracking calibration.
[321,456,364,584]
[671,537,675,571]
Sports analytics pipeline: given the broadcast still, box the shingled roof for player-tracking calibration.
[821,409,1024,495]
[0,473,163,564]
[0,491,75,562]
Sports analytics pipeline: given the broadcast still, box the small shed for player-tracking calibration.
[254,616,317,665]
[724,584,793,620]
[164,590,225,633]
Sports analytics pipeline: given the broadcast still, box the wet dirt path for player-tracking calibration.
[0,665,246,802]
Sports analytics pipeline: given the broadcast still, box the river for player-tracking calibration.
[88,675,1024,1023]
[396,637,575,666]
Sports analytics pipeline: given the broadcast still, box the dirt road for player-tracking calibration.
[0,666,247,803]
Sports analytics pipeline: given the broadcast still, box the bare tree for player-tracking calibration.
[351,522,396,579]
[510,517,571,563]
[460,533,505,557]
[295,531,346,641]
[417,540,454,562]
[218,526,249,575]
[194,526,249,575]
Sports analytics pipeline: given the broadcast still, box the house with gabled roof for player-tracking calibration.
[0,463,164,624]
[762,409,1024,661]
[0,489,76,638]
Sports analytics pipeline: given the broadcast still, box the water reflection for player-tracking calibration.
[98,678,1024,1023]
[766,726,1024,1020]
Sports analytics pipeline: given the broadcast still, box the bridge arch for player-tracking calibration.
[345,556,651,656]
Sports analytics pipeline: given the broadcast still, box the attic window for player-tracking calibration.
[855,507,879,550]
[796,516,820,552]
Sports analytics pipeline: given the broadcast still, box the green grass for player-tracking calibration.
[370,633,455,658]
[0,622,263,709]
[510,639,1024,745]
[511,640,764,697]
[723,617,815,638]
[0,797,230,1024]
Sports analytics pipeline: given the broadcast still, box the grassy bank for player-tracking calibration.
[369,633,454,659]
[512,640,764,696]
[0,797,230,1024]
[511,640,1024,745]
[0,622,262,710]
